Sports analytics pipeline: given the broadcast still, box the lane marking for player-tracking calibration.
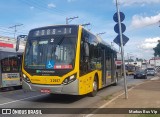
[0,93,47,106]
[85,87,134,117]
[85,80,151,117]
[150,77,160,80]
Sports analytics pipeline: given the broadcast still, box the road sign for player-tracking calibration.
[114,23,126,34]
[113,12,125,22]
[113,34,129,46]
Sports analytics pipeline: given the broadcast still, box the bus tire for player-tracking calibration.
[89,76,98,97]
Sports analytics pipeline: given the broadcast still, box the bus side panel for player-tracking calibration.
[78,72,94,95]
[1,73,21,87]
[78,70,102,95]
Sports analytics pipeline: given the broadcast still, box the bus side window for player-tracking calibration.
[84,37,89,54]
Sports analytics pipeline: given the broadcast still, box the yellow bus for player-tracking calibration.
[19,25,119,96]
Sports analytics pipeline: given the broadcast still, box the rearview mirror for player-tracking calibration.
[16,35,28,51]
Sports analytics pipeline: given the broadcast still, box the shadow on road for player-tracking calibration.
[29,94,86,104]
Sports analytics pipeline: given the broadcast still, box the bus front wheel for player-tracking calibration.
[89,76,98,97]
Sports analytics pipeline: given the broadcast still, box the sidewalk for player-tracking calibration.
[88,75,160,117]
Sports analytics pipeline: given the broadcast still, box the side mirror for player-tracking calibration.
[16,35,27,52]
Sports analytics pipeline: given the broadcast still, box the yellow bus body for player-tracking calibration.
[22,25,117,96]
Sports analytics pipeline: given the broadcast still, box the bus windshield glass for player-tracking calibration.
[1,56,22,73]
[24,35,77,70]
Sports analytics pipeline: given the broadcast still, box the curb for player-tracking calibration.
[84,76,158,117]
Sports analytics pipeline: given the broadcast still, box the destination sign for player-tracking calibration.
[30,26,78,37]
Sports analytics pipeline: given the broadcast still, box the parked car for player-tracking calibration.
[146,68,156,76]
[134,70,147,79]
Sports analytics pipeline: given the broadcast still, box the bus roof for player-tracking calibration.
[29,24,79,31]
[29,24,118,53]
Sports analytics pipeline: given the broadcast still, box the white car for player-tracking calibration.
[146,68,156,76]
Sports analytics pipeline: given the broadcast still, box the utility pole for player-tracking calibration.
[127,53,133,64]
[127,53,129,65]
[9,24,23,39]
[116,0,128,99]
[66,16,78,24]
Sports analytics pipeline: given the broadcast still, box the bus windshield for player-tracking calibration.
[24,35,77,70]
[1,55,22,73]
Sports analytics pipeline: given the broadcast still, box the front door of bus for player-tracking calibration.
[102,49,106,86]
[102,48,112,86]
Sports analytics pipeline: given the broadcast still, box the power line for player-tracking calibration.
[21,0,90,25]
[9,24,23,39]
[32,0,66,15]
[21,0,66,16]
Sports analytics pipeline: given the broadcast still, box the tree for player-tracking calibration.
[153,42,160,57]
[125,59,134,62]
[136,58,143,62]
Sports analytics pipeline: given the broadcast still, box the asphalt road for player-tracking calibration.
[0,75,154,117]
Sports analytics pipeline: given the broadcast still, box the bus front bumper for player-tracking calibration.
[22,79,79,95]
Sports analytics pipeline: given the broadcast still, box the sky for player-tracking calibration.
[0,0,160,60]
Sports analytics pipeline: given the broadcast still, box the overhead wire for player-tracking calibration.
[1,0,93,37]
[20,0,90,26]
[21,0,66,16]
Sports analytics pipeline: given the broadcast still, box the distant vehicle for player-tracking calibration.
[0,53,23,88]
[126,64,135,75]
[134,70,147,79]
[146,68,156,76]
[141,62,147,70]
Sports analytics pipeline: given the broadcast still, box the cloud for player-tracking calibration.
[48,3,56,8]
[124,37,160,59]
[139,43,157,49]
[138,37,160,49]
[30,6,34,10]
[130,13,160,29]
[145,37,160,43]
[117,0,160,6]
[67,0,76,2]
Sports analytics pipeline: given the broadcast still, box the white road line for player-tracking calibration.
[85,80,150,117]
[0,94,47,106]
[85,87,134,117]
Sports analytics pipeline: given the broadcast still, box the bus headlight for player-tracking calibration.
[63,73,77,85]
[23,74,26,78]
[23,74,31,83]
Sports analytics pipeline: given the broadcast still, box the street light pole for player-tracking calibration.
[66,16,79,24]
[9,24,23,39]
[81,23,91,27]
[97,32,106,36]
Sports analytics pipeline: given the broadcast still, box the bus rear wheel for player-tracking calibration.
[89,76,98,97]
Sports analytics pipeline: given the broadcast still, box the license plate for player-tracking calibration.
[40,89,51,93]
